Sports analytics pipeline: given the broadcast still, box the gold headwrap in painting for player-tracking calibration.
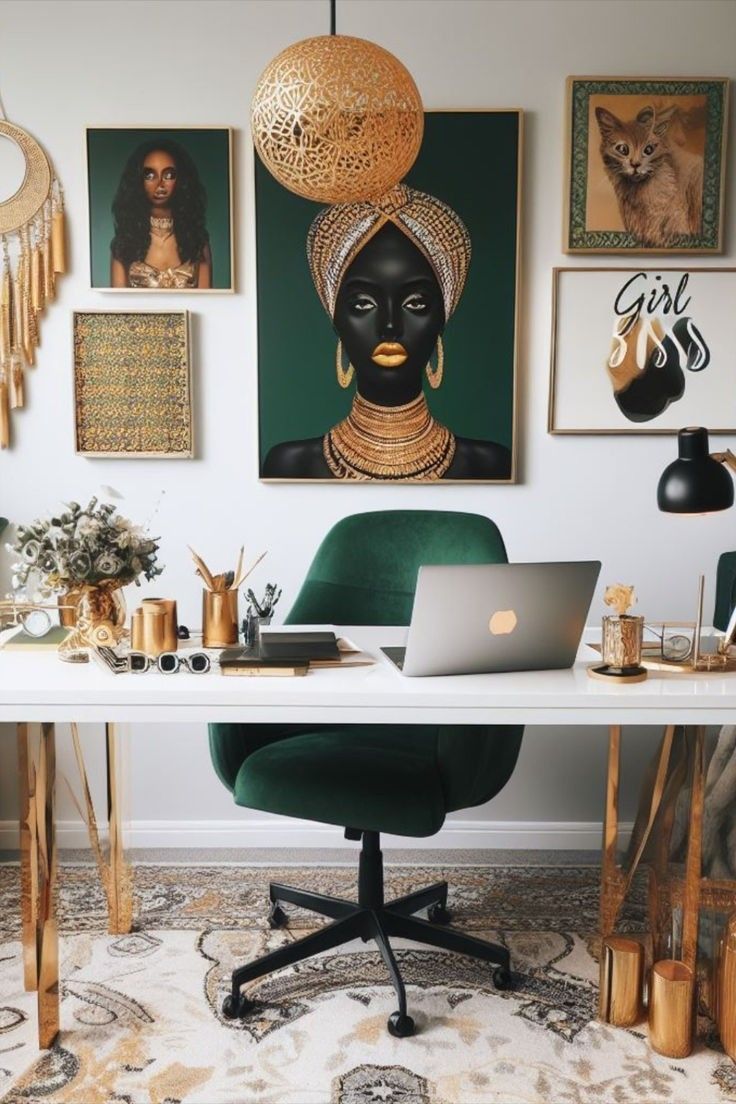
[307,183,471,322]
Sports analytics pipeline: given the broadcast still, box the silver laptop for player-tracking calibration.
[381,561,601,676]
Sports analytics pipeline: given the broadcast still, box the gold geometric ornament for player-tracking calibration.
[251,34,424,204]
[0,118,67,449]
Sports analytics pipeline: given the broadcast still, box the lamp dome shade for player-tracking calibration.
[250,34,424,204]
[657,427,734,513]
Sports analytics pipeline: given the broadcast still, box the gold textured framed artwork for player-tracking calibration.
[73,311,193,457]
[564,77,729,254]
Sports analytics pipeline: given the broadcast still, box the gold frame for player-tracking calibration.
[84,124,235,293]
[563,76,729,256]
[548,266,736,435]
[257,108,524,486]
[72,309,194,458]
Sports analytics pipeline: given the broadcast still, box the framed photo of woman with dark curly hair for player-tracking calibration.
[86,126,233,291]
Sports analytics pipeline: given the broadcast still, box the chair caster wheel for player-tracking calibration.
[427,903,451,925]
[492,966,512,990]
[268,903,288,929]
[387,1011,415,1038]
[222,992,253,1019]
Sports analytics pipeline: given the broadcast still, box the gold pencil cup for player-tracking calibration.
[718,914,736,1060]
[648,960,694,1058]
[599,936,644,1026]
[203,589,238,648]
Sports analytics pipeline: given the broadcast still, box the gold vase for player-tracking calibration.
[599,936,644,1026]
[75,583,127,648]
[648,960,694,1058]
[58,586,85,627]
[718,914,736,1060]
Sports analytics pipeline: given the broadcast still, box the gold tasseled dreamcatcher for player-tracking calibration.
[0,116,67,448]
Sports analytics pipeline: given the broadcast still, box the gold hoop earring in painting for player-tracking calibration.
[425,335,444,390]
[336,339,355,389]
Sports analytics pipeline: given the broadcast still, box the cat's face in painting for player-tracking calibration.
[595,105,670,182]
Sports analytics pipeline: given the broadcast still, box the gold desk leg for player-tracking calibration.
[35,722,59,1049]
[600,724,622,940]
[681,725,705,974]
[17,723,38,992]
[106,723,133,935]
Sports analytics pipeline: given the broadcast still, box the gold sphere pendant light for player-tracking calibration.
[251,1,424,204]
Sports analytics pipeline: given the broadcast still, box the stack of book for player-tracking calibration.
[219,631,373,676]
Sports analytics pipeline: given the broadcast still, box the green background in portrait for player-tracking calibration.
[87,128,232,288]
[256,111,520,477]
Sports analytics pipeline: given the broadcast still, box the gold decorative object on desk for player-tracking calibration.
[7,497,162,661]
[131,597,178,657]
[190,545,266,649]
[0,115,67,448]
[648,959,695,1058]
[599,936,644,1026]
[589,583,647,683]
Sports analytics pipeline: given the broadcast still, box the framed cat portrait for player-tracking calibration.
[564,77,729,254]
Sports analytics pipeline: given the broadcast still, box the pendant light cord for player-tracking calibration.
[330,0,336,34]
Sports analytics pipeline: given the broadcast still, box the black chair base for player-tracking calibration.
[222,831,512,1037]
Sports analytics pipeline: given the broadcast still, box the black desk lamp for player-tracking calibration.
[657,427,736,514]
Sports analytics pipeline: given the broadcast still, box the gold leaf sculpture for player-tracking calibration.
[604,584,637,617]
[0,118,66,448]
[251,35,424,204]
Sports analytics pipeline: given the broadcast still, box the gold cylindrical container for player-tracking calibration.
[719,914,736,1060]
[648,960,694,1058]
[137,602,167,657]
[602,614,644,671]
[141,598,178,652]
[131,608,144,652]
[599,936,644,1026]
[203,589,238,648]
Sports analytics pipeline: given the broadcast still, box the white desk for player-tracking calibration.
[3,625,735,1048]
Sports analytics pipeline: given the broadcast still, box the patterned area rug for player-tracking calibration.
[0,862,734,1104]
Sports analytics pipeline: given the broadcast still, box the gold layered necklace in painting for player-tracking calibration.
[323,392,456,481]
[149,215,174,242]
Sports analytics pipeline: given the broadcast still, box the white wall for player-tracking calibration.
[1,0,734,849]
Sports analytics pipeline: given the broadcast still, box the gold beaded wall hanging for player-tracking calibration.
[0,117,67,448]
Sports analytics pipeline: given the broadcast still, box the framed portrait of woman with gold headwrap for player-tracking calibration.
[256,110,522,483]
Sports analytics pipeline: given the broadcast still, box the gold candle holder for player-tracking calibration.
[599,936,644,1026]
[203,589,238,648]
[718,914,736,1060]
[142,598,178,652]
[131,598,178,657]
[648,960,694,1058]
[602,614,644,672]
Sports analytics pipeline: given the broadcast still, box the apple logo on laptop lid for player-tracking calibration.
[489,610,517,636]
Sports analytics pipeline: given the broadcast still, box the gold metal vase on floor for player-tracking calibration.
[649,960,695,1058]
[718,914,736,1060]
[599,936,644,1026]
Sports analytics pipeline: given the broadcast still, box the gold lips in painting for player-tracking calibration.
[73,311,193,457]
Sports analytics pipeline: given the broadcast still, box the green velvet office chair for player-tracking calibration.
[209,510,523,1037]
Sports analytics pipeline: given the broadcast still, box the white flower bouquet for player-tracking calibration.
[9,498,163,595]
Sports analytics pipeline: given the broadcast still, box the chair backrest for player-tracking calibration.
[286,510,508,626]
[714,551,736,631]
